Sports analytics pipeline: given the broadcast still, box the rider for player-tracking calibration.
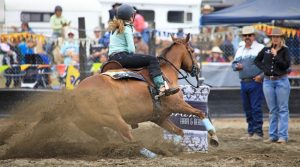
[108,4,179,97]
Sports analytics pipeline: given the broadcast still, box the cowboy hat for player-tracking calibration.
[203,4,213,11]
[241,26,255,35]
[211,46,223,54]
[269,27,284,37]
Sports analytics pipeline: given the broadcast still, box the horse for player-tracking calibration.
[76,34,219,156]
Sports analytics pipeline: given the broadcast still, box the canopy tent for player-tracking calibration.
[201,0,300,26]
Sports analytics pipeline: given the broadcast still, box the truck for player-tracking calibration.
[0,0,102,37]
[98,0,202,34]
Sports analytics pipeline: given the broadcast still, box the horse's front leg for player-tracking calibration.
[157,118,184,136]
[174,100,219,147]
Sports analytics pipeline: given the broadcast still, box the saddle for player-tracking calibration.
[101,60,155,87]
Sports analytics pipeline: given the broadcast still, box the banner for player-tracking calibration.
[164,85,210,152]
[65,65,80,89]
[254,24,300,37]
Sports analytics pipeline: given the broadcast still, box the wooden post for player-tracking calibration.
[149,22,156,56]
[78,17,88,80]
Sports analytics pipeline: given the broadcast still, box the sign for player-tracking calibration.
[164,85,210,152]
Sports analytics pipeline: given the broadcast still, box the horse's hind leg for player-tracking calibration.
[173,100,219,147]
[110,116,157,158]
[113,116,134,142]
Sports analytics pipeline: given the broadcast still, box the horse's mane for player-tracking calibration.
[158,43,175,59]
[158,38,187,65]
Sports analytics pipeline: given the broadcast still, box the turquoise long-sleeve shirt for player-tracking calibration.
[108,24,135,56]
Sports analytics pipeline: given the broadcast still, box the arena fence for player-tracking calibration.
[1,25,300,89]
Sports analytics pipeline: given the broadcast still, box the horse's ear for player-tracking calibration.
[185,33,190,43]
[171,34,176,41]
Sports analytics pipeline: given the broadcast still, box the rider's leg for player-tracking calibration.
[145,55,179,96]
[109,53,179,97]
[153,75,179,96]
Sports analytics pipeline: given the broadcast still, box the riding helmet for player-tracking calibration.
[116,4,136,20]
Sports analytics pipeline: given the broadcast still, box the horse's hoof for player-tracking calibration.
[139,148,157,159]
[210,135,219,147]
[173,135,183,144]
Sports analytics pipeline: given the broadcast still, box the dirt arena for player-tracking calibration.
[0,91,299,167]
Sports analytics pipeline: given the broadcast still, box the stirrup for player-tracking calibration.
[154,85,179,99]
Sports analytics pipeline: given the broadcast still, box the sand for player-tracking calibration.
[0,90,299,167]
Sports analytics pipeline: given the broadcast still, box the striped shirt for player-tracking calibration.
[232,41,264,79]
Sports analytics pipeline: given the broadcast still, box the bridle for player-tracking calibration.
[158,40,201,88]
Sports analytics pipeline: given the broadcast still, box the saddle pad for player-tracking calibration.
[102,71,145,81]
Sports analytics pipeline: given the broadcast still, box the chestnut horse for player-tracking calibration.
[77,34,219,148]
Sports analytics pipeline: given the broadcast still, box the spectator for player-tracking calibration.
[220,33,235,62]
[50,5,68,38]
[199,4,214,32]
[202,4,213,15]
[108,2,122,21]
[141,21,150,44]
[206,46,225,62]
[254,28,291,144]
[232,26,265,140]
[18,38,35,58]
[198,38,213,62]
[1,43,21,88]
[89,26,105,63]
[133,6,145,33]
[21,22,34,33]
[60,30,79,65]
[134,32,149,54]
[99,31,111,49]
[176,28,185,39]
[7,38,24,64]
[99,54,108,64]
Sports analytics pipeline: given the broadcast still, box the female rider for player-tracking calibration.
[108,4,179,97]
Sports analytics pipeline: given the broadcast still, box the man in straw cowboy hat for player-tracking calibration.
[232,26,265,140]
[255,27,291,144]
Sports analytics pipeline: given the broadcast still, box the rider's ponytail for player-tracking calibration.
[108,18,125,34]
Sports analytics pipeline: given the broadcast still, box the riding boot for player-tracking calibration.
[153,75,179,98]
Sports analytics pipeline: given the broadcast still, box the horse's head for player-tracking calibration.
[170,34,200,78]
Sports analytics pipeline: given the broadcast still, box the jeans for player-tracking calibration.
[241,80,264,136]
[263,76,290,141]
